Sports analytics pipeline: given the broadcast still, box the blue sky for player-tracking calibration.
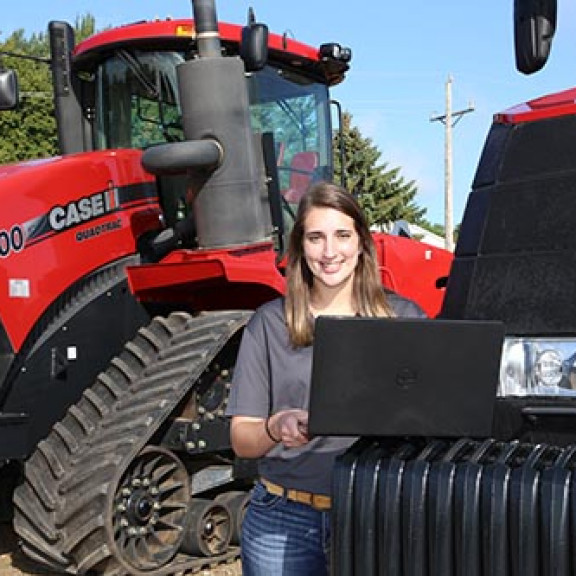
[2,1,575,226]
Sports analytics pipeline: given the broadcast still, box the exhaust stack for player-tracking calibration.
[192,0,221,58]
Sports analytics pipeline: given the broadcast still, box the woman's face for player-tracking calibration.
[302,206,361,292]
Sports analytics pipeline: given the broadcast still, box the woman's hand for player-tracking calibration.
[268,409,309,447]
[230,410,309,458]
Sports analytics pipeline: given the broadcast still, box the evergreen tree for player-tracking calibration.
[75,14,98,42]
[0,15,96,163]
[334,111,426,227]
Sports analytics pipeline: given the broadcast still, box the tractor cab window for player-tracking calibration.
[95,53,332,185]
[247,65,333,238]
[247,65,332,203]
[95,50,184,150]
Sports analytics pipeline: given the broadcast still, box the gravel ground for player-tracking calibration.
[0,525,62,576]
[0,525,242,576]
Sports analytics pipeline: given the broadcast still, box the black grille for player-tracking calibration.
[332,437,576,576]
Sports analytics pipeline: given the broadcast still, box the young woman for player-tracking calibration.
[226,181,425,575]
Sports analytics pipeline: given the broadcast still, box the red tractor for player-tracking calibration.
[0,0,451,573]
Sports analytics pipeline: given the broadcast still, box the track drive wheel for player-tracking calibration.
[109,445,190,572]
[214,490,250,545]
[180,499,232,557]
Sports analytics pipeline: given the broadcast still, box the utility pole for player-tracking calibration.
[430,75,474,251]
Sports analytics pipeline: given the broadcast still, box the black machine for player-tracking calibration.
[334,1,576,574]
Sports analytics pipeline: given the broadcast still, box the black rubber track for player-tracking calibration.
[13,310,251,575]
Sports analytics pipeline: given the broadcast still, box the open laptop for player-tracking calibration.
[308,317,505,438]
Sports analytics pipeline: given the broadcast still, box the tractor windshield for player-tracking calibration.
[94,49,333,203]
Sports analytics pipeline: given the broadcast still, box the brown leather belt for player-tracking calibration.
[261,478,331,511]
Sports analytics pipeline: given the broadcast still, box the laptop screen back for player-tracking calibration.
[308,317,504,438]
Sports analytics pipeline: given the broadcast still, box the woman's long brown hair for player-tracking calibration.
[284,182,393,347]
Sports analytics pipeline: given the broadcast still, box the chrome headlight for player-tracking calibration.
[498,337,576,397]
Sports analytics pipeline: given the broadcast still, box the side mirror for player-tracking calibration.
[0,69,19,110]
[240,9,268,72]
[514,0,557,74]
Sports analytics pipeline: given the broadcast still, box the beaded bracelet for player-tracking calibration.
[265,416,281,443]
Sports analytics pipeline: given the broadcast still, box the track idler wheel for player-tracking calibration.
[109,445,190,572]
[214,490,250,545]
[181,499,232,557]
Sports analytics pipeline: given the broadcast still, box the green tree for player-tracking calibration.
[334,111,426,227]
[0,15,96,163]
[74,14,97,43]
[0,29,55,162]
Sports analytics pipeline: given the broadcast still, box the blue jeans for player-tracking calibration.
[241,482,331,576]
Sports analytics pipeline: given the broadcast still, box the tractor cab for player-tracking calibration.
[49,17,351,259]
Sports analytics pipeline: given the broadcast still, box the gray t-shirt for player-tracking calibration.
[226,293,426,495]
